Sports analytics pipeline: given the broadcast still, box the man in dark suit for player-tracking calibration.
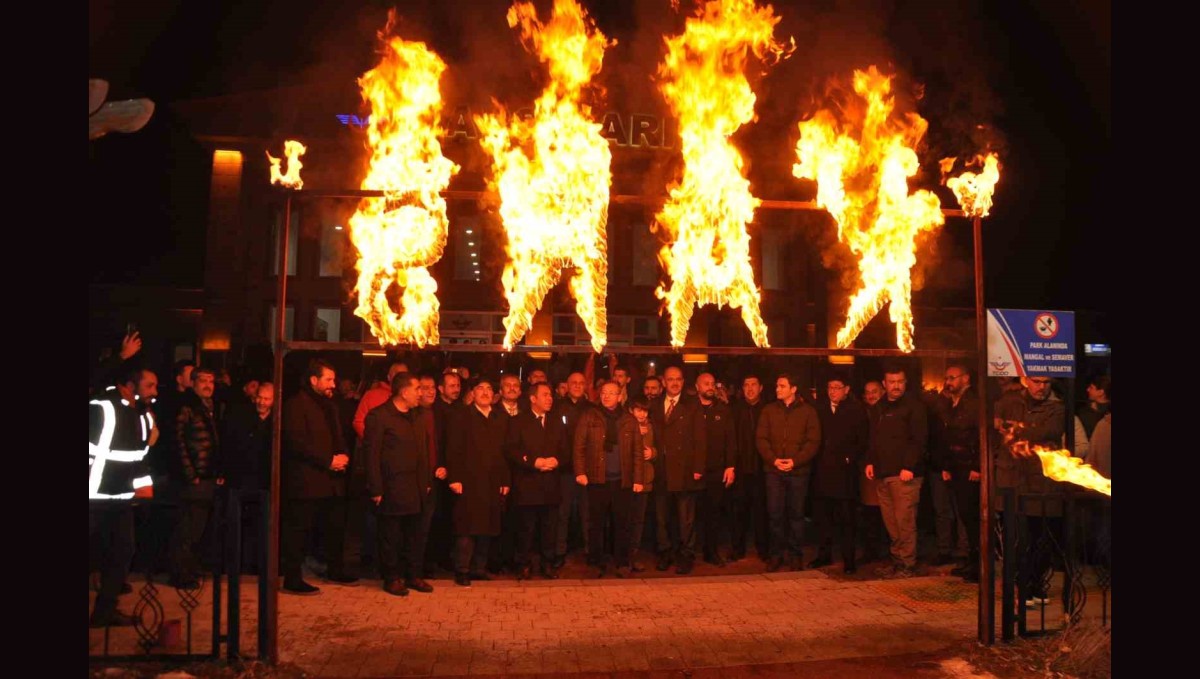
[281,359,357,595]
[809,372,869,574]
[426,371,463,572]
[550,371,594,566]
[651,366,707,575]
[696,372,736,567]
[364,372,435,596]
[446,377,512,587]
[504,382,566,580]
[729,374,769,562]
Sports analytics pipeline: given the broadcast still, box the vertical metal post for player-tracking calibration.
[211,490,223,659]
[1001,488,1017,640]
[1062,382,1077,621]
[258,490,271,658]
[265,192,291,663]
[228,491,242,659]
[973,215,994,644]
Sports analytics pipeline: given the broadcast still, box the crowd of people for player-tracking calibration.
[88,331,1111,625]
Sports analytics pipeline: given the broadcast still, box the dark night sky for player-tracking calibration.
[89,0,1110,317]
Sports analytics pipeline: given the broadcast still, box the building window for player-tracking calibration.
[551,314,573,345]
[319,223,345,277]
[268,306,295,341]
[272,210,299,276]
[761,223,787,291]
[633,316,659,345]
[314,308,342,342]
[454,217,482,282]
[173,344,195,364]
[631,223,659,287]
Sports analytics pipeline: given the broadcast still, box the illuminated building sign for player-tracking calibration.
[337,105,678,150]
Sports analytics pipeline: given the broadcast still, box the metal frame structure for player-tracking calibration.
[262,187,991,661]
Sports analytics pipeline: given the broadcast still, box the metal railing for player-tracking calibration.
[89,489,269,662]
[996,489,1111,640]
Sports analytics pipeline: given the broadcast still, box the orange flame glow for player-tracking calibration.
[654,0,793,349]
[349,18,460,348]
[267,140,306,189]
[792,67,945,352]
[1032,447,1111,496]
[945,152,1001,218]
[999,422,1111,496]
[475,0,614,353]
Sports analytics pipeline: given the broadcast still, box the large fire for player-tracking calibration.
[267,140,306,189]
[349,16,460,348]
[653,0,792,349]
[792,66,945,353]
[475,0,613,353]
[944,152,1002,218]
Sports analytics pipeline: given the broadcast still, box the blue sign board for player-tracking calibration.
[986,309,1075,377]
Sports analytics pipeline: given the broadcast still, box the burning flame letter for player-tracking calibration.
[792,67,945,352]
[476,0,614,353]
[945,152,1001,218]
[349,16,460,348]
[267,140,307,189]
[655,0,792,349]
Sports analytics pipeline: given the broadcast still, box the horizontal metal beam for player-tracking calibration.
[280,341,973,358]
[280,188,968,219]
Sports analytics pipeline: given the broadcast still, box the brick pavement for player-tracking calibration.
[91,567,985,677]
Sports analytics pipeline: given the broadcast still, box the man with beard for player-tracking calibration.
[490,373,527,572]
[446,378,511,586]
[612,366,632,406]
[695,372,736,567]
[865,366,929,579]
[997,375,1066,605]
[729,374,769,562]
[642,375,663,402]
[426,371,462,572]
[932,363,982,582]
[505,382,565,580]
[415,372,443,573]
[167,366,224,589]
[281,359,356,594]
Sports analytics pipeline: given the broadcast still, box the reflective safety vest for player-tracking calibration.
[89,387,154,500]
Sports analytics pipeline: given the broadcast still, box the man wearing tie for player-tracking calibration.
[651,366,707,575]
[504,383,566,580]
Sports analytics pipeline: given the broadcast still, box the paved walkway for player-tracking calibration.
[91,568,981,677]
